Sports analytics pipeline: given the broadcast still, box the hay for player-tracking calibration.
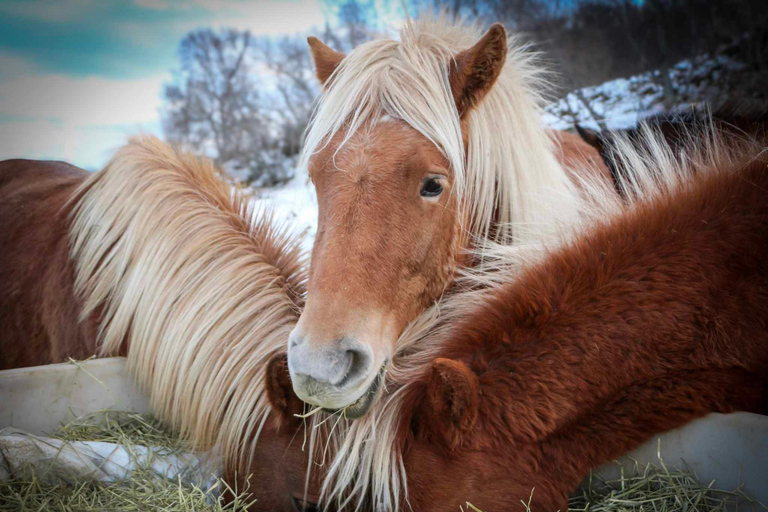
[2,412,765,511]
[460,461,767,512]
[570,462,768,512]
[0,411,254,512]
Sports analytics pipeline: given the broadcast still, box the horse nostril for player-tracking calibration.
[289,330,304,349]
[335,345,371,388]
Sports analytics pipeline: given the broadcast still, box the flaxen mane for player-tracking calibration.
[301,16,582,244]
[68,137,306,466]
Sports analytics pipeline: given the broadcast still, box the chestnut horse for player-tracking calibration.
[288,18,612,415]
[0,138,309,470]
[262,134,768,511]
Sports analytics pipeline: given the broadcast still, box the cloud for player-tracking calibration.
[0,54,167,169]
[0,69,168,126]
[0,119,162,170]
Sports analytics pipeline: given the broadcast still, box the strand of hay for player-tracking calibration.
[0,411,253,512]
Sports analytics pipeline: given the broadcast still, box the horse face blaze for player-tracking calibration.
[287,120,464,416]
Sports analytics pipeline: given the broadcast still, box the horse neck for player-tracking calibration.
[465,85,582,246]
[535,368,765,495]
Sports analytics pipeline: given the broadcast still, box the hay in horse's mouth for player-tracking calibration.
[322,364,386,419]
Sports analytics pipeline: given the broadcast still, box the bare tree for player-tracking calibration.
[162,29,292,185]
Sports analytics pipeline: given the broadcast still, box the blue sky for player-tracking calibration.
[0,0,336,169]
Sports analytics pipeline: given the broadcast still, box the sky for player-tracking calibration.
[0,0,342,170]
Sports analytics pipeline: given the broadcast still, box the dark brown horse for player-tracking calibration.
[262,136,768,511]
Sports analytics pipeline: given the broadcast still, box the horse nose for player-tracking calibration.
[287,331,373,396]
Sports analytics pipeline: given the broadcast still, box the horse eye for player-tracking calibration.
[420,178,443,198]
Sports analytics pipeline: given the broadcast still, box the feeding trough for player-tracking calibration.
[1,358,767,508]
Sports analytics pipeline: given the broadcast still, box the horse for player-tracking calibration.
[287,17,614,415]
[0,138,312,474]
[261,130,768,511]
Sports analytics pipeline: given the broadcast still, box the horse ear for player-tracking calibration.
[449,23,508,117]
[426,358,480,448]
[265,353,305,423]
[575,124,601,148]
[307,36,346,87]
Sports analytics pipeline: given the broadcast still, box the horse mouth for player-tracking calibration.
[322,365,385,419]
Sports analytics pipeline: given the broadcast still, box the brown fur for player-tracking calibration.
[577,103,768,198]
[0,160,99,369]
[262,148,768,511]
[307,36,345,87]
[294,35,614,412]
[449,23,508,117]
[551,129,612,187]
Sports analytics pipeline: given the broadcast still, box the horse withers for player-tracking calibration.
[0,160,100,369]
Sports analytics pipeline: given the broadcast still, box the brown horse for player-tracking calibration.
[288,18,613,416]
[0,160,100,368]
[263,135,768,511]
[0,138,310,470]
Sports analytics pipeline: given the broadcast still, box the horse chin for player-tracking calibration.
[322,365,385,419]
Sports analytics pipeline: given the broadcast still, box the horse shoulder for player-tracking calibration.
[0,159,97,369]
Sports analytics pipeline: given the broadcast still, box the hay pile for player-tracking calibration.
[569,464,766,512]
[0,411,253,512]
[1,411,764,511]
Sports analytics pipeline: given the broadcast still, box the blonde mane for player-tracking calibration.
[69,136,306,466]
[300,16,581,244]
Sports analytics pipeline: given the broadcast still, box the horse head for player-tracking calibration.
[288,24,510,417]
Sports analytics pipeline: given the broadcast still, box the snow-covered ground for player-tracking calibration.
[248,160,318,254]
[250,50,748,250]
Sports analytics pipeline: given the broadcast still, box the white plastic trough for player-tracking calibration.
[1,358,767,503]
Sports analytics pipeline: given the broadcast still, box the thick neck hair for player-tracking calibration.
[68,136,307,468]
[300,16,581,245]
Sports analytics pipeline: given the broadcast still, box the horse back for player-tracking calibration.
[0,159,98,369]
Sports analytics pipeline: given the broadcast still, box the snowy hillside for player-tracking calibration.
[545,51,751,130]
[248,160,318,254]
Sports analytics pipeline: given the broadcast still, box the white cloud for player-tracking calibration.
[0,51,39,81]
[0,70,169,126]
[0,54,167,169]
[0,119,161,170]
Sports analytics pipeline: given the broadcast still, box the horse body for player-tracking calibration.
[264,141,768,512]
[399,146,768,511]
[0,160,98,369]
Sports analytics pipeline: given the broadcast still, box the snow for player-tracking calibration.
[248,159,318,254]
[545,51,747,130]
